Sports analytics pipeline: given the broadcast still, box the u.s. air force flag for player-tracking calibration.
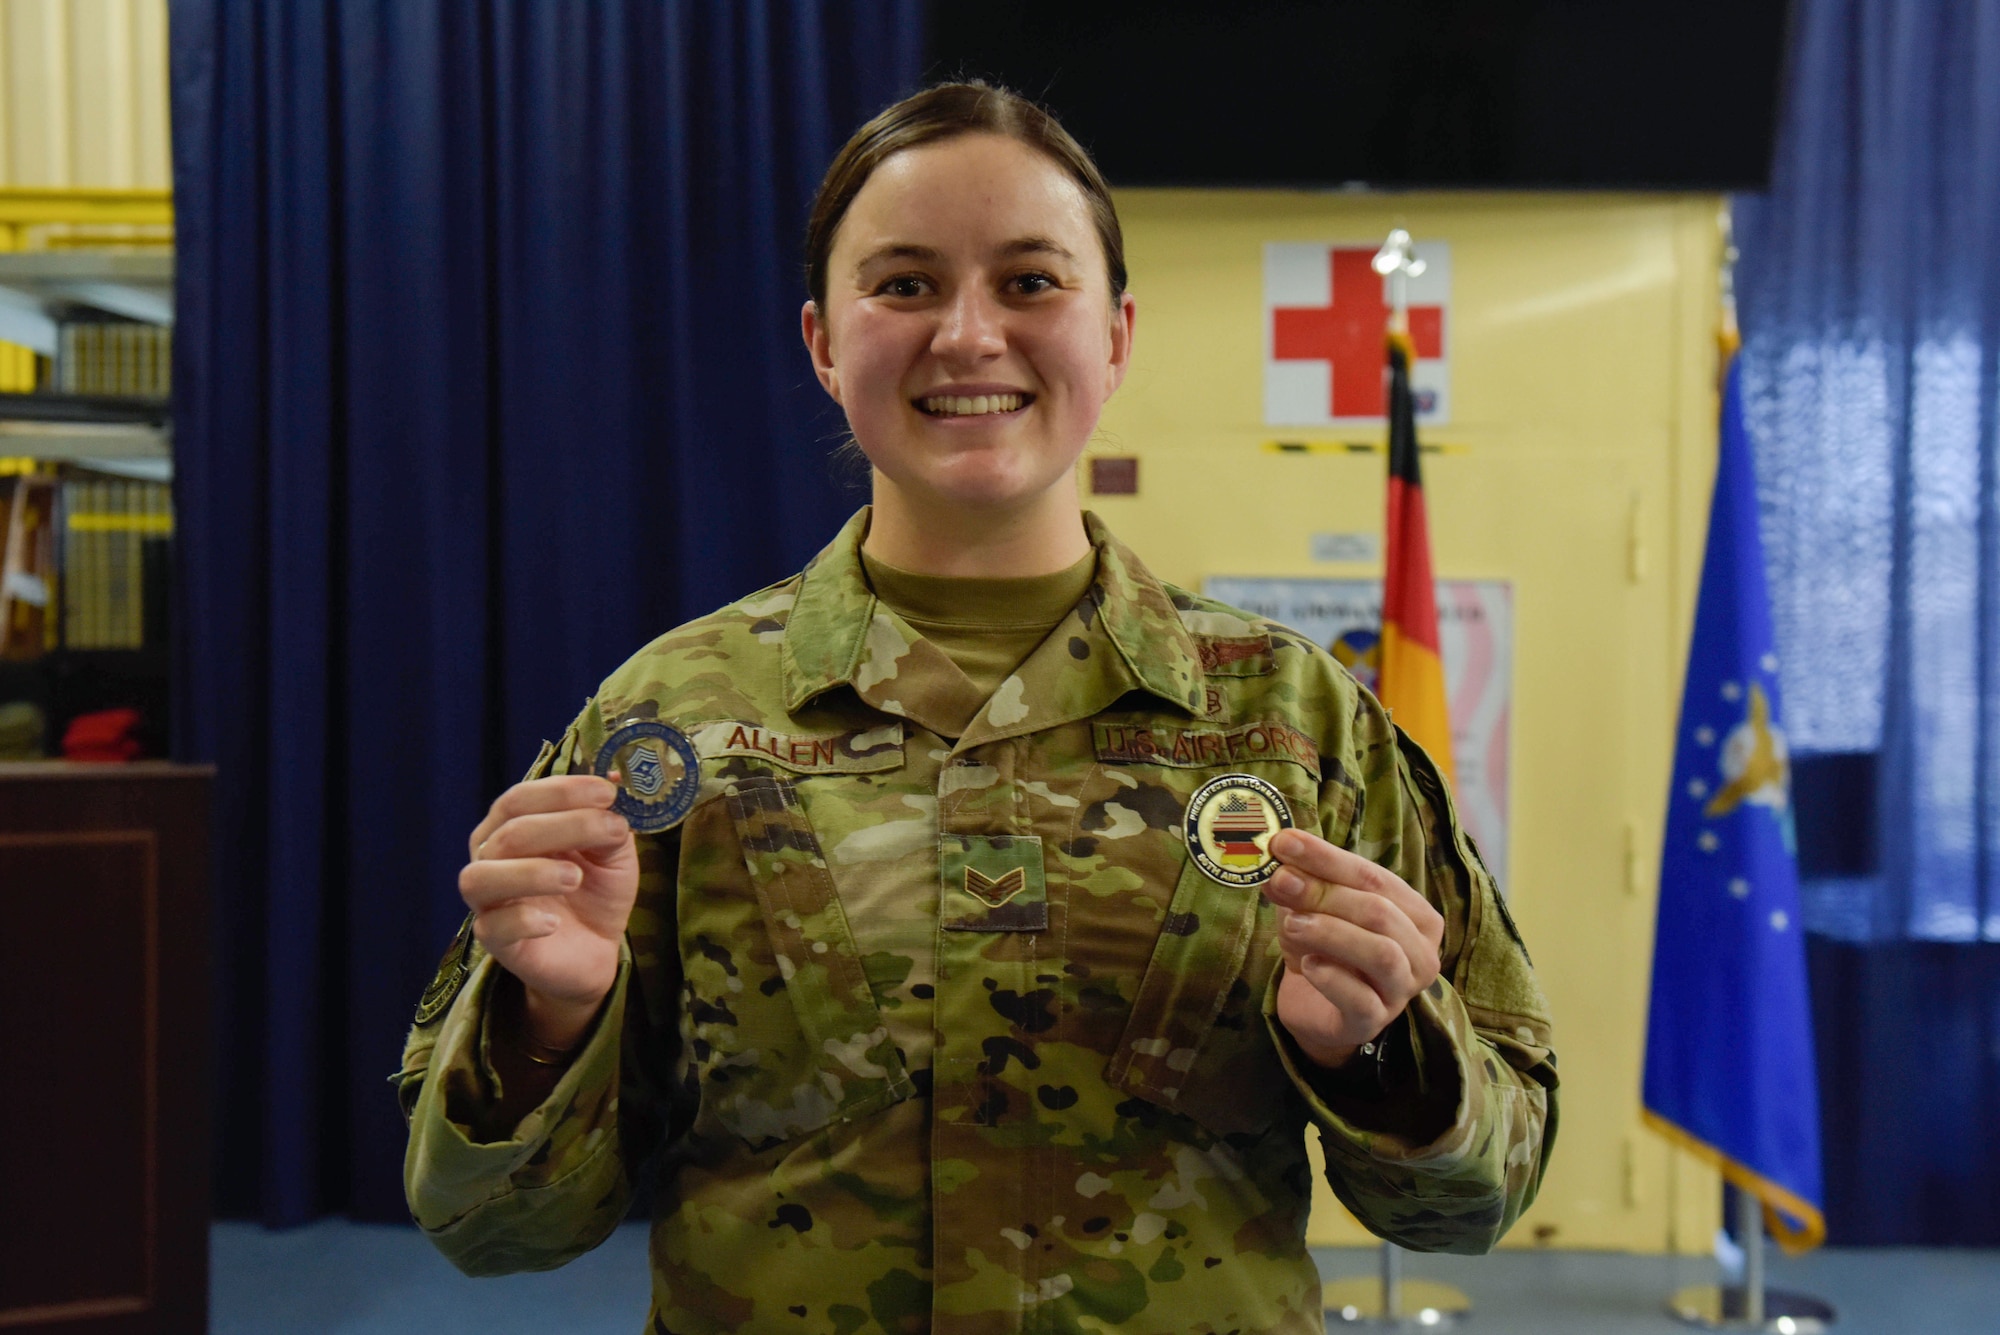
[1642,354,1825,1251]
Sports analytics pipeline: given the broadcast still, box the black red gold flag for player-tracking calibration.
[1378,333,1456,784]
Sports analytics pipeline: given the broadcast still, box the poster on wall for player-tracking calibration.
[1263,241,1451,427]
[1203,576,1513,891]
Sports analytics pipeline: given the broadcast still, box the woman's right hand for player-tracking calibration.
[460,774,639,1045]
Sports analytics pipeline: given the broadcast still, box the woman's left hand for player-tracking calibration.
[1260,828,1445,1070]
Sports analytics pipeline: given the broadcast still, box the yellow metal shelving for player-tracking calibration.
[0,188,173,391]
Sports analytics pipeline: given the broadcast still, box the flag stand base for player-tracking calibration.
[1665,1285,1835,1331]
[1324,1243,1471,1327]
[1666,1189,1835,1330]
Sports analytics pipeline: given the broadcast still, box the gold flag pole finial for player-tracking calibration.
[1372,227,1426,355]
[1719,201,1742,360]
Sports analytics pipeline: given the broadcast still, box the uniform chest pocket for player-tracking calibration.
[1102,855,1293,1139]
[1089,766,1318,1141]
[683,773,913,1151]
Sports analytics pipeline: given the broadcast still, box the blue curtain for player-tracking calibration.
[1735,0,2000,1242]
[170,0,921,1224]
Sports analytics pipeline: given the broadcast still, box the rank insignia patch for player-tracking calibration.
[1185,773,1295,886]
[965,866,1028,908]
[595,719,701,833]
[939,833,1048,932]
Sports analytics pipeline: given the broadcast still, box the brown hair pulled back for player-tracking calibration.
[804,81,1127,311]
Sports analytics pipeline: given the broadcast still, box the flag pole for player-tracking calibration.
[1658,199,1835,1335]
[1368,226,1457,785]
[1322,226,1471,1331]
[1740,1186,1766,1327]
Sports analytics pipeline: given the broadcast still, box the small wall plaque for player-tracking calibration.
[1089,456,1139,495]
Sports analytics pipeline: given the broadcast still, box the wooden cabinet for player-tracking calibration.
[0,763,211,1334]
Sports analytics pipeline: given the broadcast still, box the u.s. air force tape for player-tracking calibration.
[1184,772,1294,886]
[594,719,701,833]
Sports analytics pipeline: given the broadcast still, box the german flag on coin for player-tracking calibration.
[1185,773,1295,886]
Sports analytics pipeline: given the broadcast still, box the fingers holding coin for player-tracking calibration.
[466,774,621,862]
[1260,827,1443,1058]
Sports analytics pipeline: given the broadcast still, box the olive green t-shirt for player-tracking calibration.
[860,547,1099,711]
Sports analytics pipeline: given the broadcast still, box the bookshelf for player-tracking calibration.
[0,248,174,760]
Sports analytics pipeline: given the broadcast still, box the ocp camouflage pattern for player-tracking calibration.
[399,509,1557,1334]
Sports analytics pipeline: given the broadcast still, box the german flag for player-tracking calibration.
[1378,333,1456,785]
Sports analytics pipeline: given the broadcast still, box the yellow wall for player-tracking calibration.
[1096,190,1725,1253]
[0,0,170,189]
[0,0,169,388]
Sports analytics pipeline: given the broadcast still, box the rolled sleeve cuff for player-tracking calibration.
[1265,976,1475,1167]
[404,946,630,1233]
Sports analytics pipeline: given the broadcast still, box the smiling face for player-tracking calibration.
[802,133,1135,529]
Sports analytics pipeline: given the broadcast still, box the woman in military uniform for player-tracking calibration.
[401,82,1555,1334]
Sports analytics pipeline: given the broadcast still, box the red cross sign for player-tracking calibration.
[1264,242,1451,426]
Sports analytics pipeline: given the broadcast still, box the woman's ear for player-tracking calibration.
[801,300,842,403]
[1105,290,1136,396]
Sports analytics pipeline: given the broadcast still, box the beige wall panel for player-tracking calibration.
[65,0,137,184]
[1,0,71,184]
[0,0,168,188]
[131,0,168,184]
[0,6,8,179]
[1096,190,1726,1253]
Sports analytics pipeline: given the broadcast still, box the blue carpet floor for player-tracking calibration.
[210,1220,1999,1334]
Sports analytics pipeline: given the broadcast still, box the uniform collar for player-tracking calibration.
[781,507,1215,737]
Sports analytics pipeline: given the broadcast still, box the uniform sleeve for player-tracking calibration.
[394,714,682,1276]
[1268,697,1558,1255]
[399,948,636,1274]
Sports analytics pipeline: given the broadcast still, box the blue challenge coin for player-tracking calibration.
[593,719,701,833]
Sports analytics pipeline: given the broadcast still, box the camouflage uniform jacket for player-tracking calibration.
[399,508,1557,1335]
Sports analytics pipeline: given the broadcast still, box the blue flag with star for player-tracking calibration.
[1643,354,1825,1251]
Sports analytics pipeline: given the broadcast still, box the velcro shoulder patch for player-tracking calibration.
[1195,634,1275,677]
[413,912,476,1028]
[1093,720,1319,778]
[693,720,903,774]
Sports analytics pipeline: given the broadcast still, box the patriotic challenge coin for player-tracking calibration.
[1184,773,1295,886]
[593,719,701,833]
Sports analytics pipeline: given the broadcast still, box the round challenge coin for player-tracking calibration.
[1185,773,1295,886]
[593,719,701,833]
